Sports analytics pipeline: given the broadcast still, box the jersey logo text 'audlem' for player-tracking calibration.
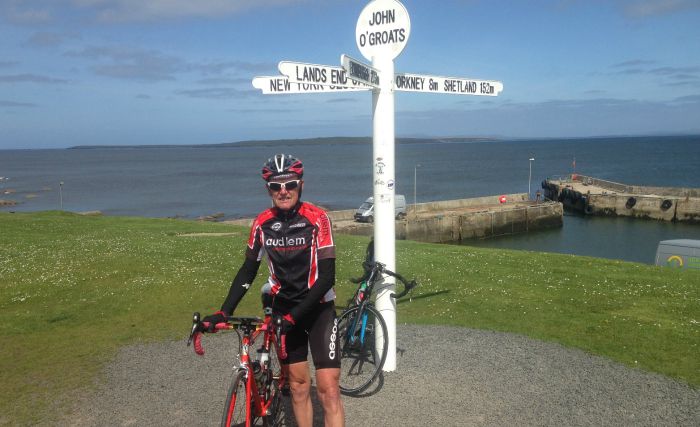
[266,237,307,247]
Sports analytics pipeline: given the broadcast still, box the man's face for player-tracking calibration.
[267,176,302,211]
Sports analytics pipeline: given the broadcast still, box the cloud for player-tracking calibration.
[64,45,274,82]
[0,100,37,108]
[0,73,69,84]
[395,96,700,138]
[326,98,359,104]
[227,108,294,114]
[196,61,275,75]
[649,66,700,76]
[65,45,184,81]
[88,0,310,22]
[619,0,700,17]
[24,31,81,48]
[2,0,311,24]
[175,87,258,99]
[607,61,700,86]
[611,59,657,68]
[0,1,51,24]
[672,94,700,104]
[196,77,254,86]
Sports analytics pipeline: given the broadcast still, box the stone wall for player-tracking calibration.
[575,174,700,198]
[411,193,528,214]
[403,202,563,243]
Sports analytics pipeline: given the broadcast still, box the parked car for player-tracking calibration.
[354,195,407,222]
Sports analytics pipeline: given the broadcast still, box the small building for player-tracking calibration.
[655,239,700,270]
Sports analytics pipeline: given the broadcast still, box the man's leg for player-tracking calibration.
[316,368,345,427]
[287,361,313,427]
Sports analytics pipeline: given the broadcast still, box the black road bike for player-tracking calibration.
[338,260,417,395]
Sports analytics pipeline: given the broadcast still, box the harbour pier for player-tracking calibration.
[542,174,700,223]
[226,193,564,244]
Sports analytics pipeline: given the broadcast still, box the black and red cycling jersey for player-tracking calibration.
[246,201,336,306]
[220,201,336,318]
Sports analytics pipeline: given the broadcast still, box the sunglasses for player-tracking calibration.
[267,179,301,192]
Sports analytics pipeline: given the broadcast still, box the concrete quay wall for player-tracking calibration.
[412,193,529,214]
[405,202,563,243]
[543,175,700,223]
[326,193,530,223]
[224,195,563,244]
[332,196,563,244]
[576,175,700,198]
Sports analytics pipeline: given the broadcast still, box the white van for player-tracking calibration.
[655,239,700,270]
[354,195,407,222]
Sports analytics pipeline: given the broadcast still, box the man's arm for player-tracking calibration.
[289,258,335,321]
[220,256,261,315]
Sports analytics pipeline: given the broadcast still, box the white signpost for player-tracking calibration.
[341,55,380,88]
[252,0,503,372]
[394,73,504,96]
[252,76,369,94]
[278,61,372,90]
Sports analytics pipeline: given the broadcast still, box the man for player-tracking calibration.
[203,154,345,426]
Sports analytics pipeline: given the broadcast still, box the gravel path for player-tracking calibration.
[61,324,698,426]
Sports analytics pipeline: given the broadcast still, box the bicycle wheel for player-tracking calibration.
[337,304,389,394]
[262,372,283,427]
[221,370,249,427]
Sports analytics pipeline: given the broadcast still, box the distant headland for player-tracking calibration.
[68,136,498,149]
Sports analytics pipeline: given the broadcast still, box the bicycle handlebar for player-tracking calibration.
[390,279,417,300]
[187,312,287,358]
[357,261,418,300]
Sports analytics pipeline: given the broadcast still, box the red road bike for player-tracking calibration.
[188,313,287,427]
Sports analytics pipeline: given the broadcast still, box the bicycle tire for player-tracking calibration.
[262,373,283,426]
[221,370,249,427]
[261,338,282,426]
[337,304,388,394]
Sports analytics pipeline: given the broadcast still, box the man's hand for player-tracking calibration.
[275,313,296,335]
[202,311,226,332]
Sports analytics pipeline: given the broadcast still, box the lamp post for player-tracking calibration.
[413,163,421,217]
[528,157,535,199]
[59,181,63,210]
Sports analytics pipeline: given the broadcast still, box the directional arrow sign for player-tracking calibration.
[278,61,372,90]
[341,54,380,88]
[394,72,503,96]
[252,76,369,94]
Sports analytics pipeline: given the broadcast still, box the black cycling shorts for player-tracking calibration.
[277,301,340,369]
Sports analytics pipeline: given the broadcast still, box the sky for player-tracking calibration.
[1,0,699,149]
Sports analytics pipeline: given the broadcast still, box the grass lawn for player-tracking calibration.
[1,211,698,424]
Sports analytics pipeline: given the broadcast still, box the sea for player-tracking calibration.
[2,135,699,264]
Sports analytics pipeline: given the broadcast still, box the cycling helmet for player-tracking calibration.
[261,154,304,181]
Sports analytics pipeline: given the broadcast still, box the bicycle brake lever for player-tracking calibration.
[187,312,201,346]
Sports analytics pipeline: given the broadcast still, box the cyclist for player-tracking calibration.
[203,154,345,427]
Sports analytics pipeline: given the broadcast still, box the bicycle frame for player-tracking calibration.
[345,266,382,345]
[225,320,283,427]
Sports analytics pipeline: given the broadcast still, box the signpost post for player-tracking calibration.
[252,0,503,372]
